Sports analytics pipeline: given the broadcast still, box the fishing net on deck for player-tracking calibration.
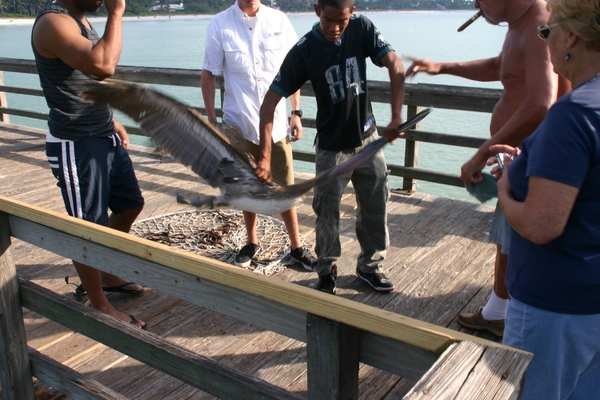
[131,209,294,275]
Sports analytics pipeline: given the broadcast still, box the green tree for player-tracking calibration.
[0,0,475,17]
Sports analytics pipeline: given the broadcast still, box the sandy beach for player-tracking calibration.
[0,14,218,26]
[0,17,34,25]
[0,9,436,26]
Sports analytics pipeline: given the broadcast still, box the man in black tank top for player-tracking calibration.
[32,0,146,329]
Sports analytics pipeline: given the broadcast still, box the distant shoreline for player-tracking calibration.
[0,9,470,26]
[0,14,215,26]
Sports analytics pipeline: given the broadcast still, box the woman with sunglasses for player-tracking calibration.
[491,0,600,397]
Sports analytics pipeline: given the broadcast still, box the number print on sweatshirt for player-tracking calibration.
[325,57,364,104]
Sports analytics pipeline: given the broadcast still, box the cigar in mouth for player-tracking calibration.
[458,11,483,32]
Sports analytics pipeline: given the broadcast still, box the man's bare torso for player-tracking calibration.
[490,1,558,136]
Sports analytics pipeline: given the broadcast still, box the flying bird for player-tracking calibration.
[80,80,430,215]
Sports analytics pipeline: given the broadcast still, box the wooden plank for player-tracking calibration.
[0,84,44,97]
[456,345,531,400]
[0,58,39,74]
[358,364,399,399]
[0,120,527,399]
[387,165,463,187]
[307,314,360,400]
[404,129,486,149]
[0,71,9,123]
[10,214,308,335]
[403,106,421,192]
[403,342,484,399]
[113,65,202,87]
[401,82,501,113]
[0,121,471,193]
[384,377,419,399]
[0,212,35,400]
[360,332,438,381]
[29,347,127,400]
[0,58,501,112]
[5,208,458,352]
[5,212,502,388]
[0,107,48,121]
[19,278,303,400]
[403,341,532,400]
[7,213,440,380]
[1,198,520,354]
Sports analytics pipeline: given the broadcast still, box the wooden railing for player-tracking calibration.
[0,195,531,399]
[0,57,502,191]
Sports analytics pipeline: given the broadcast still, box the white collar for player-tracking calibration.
[233,1,263,22]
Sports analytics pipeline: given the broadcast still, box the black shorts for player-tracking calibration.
[45,134,144,226]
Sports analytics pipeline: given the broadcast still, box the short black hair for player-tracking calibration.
[316,0,355,10]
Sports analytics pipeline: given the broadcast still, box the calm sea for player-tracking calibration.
[0,10,506,202]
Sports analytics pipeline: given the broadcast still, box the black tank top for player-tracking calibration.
[32,3,114,140]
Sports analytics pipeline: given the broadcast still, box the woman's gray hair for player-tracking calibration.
[548,0,600,50]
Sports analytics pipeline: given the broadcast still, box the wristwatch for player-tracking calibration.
[291,109,303,118]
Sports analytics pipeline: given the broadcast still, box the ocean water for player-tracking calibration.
[0,10,506,202]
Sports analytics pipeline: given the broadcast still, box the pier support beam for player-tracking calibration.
[0,212,34,400]
[0,72,10,123]
[402,105,420,192]
[307,313,360,399]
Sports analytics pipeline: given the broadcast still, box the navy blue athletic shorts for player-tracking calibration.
[45,133,144,226]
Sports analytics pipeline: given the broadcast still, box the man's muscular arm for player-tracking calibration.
[289,89,303,141]
[201,69,219,124]
[32,0,125,79]
[256,89,283,183]
[381,51,406,143]
[406,55,502,82]
[461,29,557,185]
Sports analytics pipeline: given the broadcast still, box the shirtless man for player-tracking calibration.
[32,0,146,329]
[407,0,569,336]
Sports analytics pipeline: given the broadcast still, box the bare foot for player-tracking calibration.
[112,309,146,329]
[95,303,146,329]
[100,273,143,293]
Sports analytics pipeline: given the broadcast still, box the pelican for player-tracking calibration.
[80,80,430,215]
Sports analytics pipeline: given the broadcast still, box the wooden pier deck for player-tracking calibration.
[0,122,500,399]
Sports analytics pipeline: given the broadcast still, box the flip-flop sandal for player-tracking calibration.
[129,314,147,330]
[66,276,88,299]
[73,283,87,298]
[102,282,144,295]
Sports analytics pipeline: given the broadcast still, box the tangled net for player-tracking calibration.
[131,209,293,275]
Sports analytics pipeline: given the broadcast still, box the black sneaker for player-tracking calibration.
[315,264,337,295]
[289,247,316,271]
[356,268,394,293]
[235,243,258,267]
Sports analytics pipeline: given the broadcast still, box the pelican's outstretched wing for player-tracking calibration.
[80,79,256,188]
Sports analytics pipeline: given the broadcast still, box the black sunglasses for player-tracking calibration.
[537,23,560,40]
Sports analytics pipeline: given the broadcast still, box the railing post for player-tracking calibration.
[0,212,35,399]
[402,105,420,192]
[0,71,10,123]
[219,87,225,121]
[306,313,360,400]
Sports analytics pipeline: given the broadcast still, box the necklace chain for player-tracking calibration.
[508,1,536,26]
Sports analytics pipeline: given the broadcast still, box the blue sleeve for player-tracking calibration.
[526,101,597,189]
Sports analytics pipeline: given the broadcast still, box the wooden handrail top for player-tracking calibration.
[0,194,523,355]
[0,57,502,112]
